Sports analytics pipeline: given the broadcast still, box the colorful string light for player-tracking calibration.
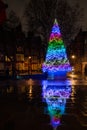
[42,84,71,129]
[42,19,71,74]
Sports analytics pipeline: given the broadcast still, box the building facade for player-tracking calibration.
[68,29,87,75]
[0,36,45,76]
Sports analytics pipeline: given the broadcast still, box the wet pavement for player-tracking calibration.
[0,78,87,130]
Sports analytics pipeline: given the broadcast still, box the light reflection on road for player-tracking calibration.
[42,83,71,129]
[0,77,87,129]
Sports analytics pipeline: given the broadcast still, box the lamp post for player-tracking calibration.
[28,56,31,74]
[71,55,76,72]
[71,55,75,59]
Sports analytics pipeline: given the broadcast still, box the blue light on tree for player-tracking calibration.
[42,83,71,129]
[42,19,72,78]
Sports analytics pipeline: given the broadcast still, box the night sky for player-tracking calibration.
[2,0,87,31]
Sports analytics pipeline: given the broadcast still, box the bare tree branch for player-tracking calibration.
[24,0,83,46]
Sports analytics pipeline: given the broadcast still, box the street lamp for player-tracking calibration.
[28,56,31,74]
[71,55,76,59]
[71,55,76,73]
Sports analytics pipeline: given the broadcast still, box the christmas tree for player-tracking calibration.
[42,19,71,77]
